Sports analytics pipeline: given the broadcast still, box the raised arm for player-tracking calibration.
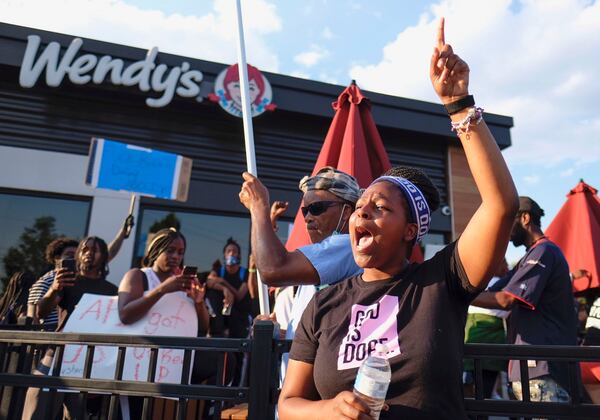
[248,201,290,298]
[239,173,320,287]
[430,18,519,289]
[108,215,134,261]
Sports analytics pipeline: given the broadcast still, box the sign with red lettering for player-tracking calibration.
[59,293,197,383]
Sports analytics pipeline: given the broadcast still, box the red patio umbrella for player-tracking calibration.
[284,81,424,262]
[545,180,600,291]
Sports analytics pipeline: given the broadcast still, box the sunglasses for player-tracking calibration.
[301,201,345,217]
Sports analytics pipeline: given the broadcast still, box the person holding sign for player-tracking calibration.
[117,228,208,332]
[23,236,119,420]
[118,228,225,416]
[278,18,519,419]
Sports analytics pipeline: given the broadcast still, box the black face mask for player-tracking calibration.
[510,219,528,247]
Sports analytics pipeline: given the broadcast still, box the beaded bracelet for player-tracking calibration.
[450,106,484,135]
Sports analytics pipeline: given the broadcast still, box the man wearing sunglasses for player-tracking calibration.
[239,167,362,345]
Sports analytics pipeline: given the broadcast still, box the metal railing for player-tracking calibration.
[1,322,599,420]
[464,343,600,419]
[0,320,282,420]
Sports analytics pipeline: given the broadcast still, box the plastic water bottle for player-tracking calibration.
[353,343,391,420]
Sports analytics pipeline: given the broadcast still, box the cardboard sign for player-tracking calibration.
[85,138,192,201]
[59,293,197,384]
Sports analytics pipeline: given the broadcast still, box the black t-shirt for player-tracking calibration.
[488,240,577,390]
[207,267,254,338]
[290,242,477,420]
[57,276,118,330]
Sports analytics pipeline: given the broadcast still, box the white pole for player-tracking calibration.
[234,0,270,316]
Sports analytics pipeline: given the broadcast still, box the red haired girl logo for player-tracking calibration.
[208,63,275,117]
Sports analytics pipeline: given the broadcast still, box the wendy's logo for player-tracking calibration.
[208,63,276,118]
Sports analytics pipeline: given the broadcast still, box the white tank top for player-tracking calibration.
[141,267,190,302]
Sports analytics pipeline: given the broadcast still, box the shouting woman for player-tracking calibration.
[278,18,519,420]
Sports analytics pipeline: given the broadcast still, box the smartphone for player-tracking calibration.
[59,258,77,273]
[182,266,197,276]
[197,271,208,286]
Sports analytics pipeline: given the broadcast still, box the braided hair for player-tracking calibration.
[383,166,441,213]
[143,228,187,268]
[0,271,36,324]
[76,236,110,278]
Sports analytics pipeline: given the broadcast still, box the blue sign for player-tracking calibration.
[86,138,191,201]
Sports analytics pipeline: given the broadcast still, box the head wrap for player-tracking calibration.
[371,175,431,243]
[143,228,186,268]
[299,166,361,204]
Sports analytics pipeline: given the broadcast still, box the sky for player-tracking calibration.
[3,0,599,264]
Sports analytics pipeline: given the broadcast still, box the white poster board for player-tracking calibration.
[59,293,197,384]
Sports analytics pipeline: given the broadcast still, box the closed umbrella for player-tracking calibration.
[546,180,600,291]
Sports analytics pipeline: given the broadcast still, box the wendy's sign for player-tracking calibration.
[208,63,276,118]
[19,35,204,108]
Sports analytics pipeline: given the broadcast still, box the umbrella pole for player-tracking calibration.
[234,0,270,316]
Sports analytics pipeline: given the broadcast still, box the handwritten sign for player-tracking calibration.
[59,293,197,384]
[85,138,192,201]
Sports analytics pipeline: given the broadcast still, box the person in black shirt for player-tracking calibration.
[278,18,519,420]
[36,236,117,330]
[207,237,255,339]
[23,236,118,420]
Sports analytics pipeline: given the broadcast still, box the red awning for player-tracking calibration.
[545,181,600,291]
[284,81,424,263]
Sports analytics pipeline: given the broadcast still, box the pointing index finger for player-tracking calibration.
[437,17,445,49]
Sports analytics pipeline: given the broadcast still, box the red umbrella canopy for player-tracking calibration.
[284,81,424,263]
[545,181,600,291]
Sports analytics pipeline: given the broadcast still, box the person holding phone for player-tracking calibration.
[205,238,254,337]
[117,228,209,333]
[26,237,78,325]
[117,228,213,417]
[36,236,118,329]
[24,236,119,420]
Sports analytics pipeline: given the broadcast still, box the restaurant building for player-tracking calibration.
[0,22,513,284]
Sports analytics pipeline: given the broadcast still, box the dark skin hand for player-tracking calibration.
[36,267,76,319]
[239,172,320,286]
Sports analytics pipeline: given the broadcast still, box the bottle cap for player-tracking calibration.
[375,343,388,356]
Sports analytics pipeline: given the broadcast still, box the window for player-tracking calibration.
[136,208,292,272]
[0,190,91,280]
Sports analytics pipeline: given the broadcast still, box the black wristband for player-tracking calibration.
[445,95,475,115]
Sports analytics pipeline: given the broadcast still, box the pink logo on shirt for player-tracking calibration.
[337,295,401,370]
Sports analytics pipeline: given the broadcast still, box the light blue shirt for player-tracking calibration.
[297,233,361,286]
[281,234,362,383]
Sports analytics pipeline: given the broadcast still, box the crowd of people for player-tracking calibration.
[0,17,598,420]
[1,217,260,419]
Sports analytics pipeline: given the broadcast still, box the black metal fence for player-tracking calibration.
[1,322,599,420]
[464,343,600,419]
[0,321,282,420]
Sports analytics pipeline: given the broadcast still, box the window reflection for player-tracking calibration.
[136,208,292,271]
[0,191,90,280]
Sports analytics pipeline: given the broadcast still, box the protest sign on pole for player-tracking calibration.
[59,293,197,384]
[234,0,270,316]
[85,137,193,201]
